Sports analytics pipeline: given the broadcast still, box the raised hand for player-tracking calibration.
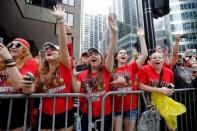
[0,43,12,60]
[51,5,65,19]
[137,28,145,36]
[108,15,118,33]
[175,34,181,42]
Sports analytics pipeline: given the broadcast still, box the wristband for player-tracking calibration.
[5,58,14,64]
[57,18,64,24]
[6,63,16,68]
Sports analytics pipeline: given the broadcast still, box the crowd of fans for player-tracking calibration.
[0,5,196,131]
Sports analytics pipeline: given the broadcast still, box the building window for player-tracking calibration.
[64,12,74,27]
[62,0,75,6]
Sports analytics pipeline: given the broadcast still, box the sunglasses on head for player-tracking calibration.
[43,45,57,51]
[7,42,22,49]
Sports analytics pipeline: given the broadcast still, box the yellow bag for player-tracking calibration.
[151,92,186,129]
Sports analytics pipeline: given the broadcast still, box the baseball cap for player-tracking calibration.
[43,42,59,51]
[87,48,101,56]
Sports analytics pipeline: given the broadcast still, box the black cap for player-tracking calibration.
[87,48,101,56]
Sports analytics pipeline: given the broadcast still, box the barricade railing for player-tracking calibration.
[0,88,196,131]
[0,93,92,131]
[100,88,197,131]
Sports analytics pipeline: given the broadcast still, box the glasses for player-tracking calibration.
[43,45,57,51]
[7,42,22,49]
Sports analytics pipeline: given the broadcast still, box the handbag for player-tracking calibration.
[137,93,161,131]
[137,70,163,131]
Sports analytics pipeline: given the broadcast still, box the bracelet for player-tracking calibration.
[5,58,14,64]
[6,62,16,66]
[6,63,16,68]
[67,33,72,35]
[57,18,64,24]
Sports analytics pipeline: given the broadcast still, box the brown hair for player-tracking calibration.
[36,55,64,92]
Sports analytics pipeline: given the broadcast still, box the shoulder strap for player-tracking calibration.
[158,69,163,87]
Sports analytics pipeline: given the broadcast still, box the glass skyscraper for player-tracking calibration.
[169,0,197,53]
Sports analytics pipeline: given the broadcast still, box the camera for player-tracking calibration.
[75,64,88,72]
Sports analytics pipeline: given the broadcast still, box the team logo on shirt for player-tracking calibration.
[81,77,105,101]
[0,71,8,85]
[44,69,65,93]
[150,79,169,87]
[110,72,131,91]
[0,71,18,93]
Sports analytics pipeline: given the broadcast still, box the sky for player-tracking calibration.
[84,0,111,15]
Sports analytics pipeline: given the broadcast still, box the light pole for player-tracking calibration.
[142,0,156,55]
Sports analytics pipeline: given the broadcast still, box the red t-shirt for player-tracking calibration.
[42,62,73,115]
[0,58,38,94]
[110,62,139,111]
[67,42,73,57]
[77,66,111,117]
[163,63,173,70]
[137,64,174,88]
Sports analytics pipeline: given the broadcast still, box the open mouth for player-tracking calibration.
[46,53,53,56]
[92,59,97,63]
[121,56,126,59]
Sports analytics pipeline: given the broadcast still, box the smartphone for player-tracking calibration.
[180,34,188,38]
[25,72,34,81]
[76,64,88,72]
[0,37,3,43]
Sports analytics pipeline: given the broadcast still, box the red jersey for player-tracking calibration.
[163,63,173,70]
[77,66,111,117]
[42,62,73,115]
[67,42,73,57]
[110,62,139,111]
[137,64,174,87]
[0,58,38,94]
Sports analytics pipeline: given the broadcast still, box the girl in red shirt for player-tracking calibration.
[0,38,38,130]
[35,5,74,131]
[110,28,148,131]
[138,52,175,131]
[72,15,118,131]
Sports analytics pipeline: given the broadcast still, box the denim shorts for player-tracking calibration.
[114,109,137,119]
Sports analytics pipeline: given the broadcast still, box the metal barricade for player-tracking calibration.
[101,90,143,131]
[0,93,93,131]
[100,88,197,131]
[0,88,196,131]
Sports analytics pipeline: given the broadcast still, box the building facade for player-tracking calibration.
[80,14,106,53]
[169,0,197,53]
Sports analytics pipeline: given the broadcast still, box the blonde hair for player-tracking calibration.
[0,47,32,71]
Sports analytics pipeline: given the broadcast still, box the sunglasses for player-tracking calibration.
[186,56,192,59]
[43,45,57,51]
[7,42,22,49]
